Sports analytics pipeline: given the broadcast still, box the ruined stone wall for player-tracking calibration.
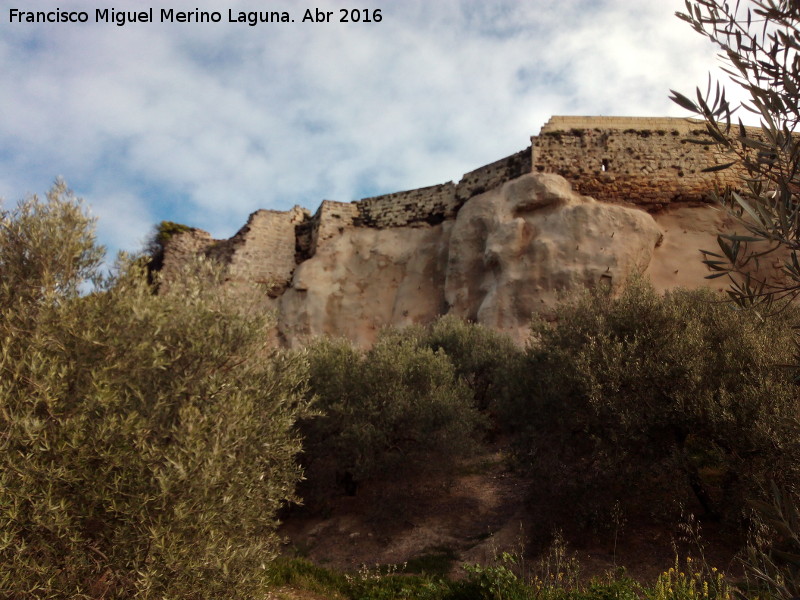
[456,147,532,201]
[296,200,359,260]
[354,182,458,228]
[211,206,309,295]
[159,228,215,286]
[351,148,532,228]
[531,116,746,209]
[354,116,758,224]
[316,200,358,246]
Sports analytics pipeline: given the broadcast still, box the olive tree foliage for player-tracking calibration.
[498,278,800,525]
[300,327,485,500]
[0,179,104,311]
[671,0,800,309]
[0,183,311,599]
[420,315,521,413]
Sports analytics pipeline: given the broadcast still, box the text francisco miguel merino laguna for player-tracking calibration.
[5,7,378,26]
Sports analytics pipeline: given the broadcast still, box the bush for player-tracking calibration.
[0,178,104,312]
[0,184,311,598]
[499,277,800,525]
[420,315,522,413]
[300,327,485,499]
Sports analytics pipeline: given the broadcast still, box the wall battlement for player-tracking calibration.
[162,115,750,287]
[355,182,458,228]
[351,146,533,228]
[532,115,748,208]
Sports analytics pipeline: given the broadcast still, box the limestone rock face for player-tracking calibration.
[162,171,744,347]
[272,173,667,346]
[157,115,769,346]
[444,174,664,341]
[278,223,451,347]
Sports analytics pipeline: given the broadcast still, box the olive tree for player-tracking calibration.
[499,278,800,527]
[300,328,484,501]
[674,4,800,596]
[0,182,311,599]
[671,0,800,309]
[0,178,104,311]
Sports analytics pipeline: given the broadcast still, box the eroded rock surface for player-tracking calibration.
[280,172,723,346]
[279,223,452,347]
[445,174,666,341]
[160,116,759,346]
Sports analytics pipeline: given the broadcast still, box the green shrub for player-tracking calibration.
[266,555,726,600]
[500,277,800,525]
[301,328,485,499]
[345,563,451,600]
[419,315,522,413]
[0,184,311,598]
[457,554,533,600]
[0,178,104,312]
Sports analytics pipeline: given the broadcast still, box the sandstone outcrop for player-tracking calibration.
[160,116,753,346]
[445,174,664,341]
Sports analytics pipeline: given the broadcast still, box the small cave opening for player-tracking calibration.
[425,212,445,226]
[601,158,610,172]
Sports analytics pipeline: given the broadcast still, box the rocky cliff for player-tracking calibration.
[159,116,755,346]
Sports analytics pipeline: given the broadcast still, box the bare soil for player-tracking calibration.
[279,446,744,583]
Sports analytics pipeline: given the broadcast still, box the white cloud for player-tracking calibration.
[0,0,745,257]
[85,188,156,256]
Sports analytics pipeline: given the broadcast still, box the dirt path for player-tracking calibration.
[279,449,742,583]
[280,451,529,574]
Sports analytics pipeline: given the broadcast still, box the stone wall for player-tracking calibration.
[354,182,458,228]
[351,148,532,228]
[296,200,359,261]
[162,115,764,300]
[187,206,308,296]
[158,227,215,287]
[456,147,532,201]
[531,116,746,209]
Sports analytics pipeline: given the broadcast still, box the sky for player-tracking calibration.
[0,0,744,258]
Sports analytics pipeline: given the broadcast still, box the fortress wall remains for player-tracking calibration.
[350,148,532,229]
[159,228,215,285]
[161,114,765,296]
[313,200,360,252]
[354,182,458,228]
[456,147,532,201]
[532,116,745,208]
[295,200,359,261]
[221,206,309,294]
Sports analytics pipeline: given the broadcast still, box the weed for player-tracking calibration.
[405,547,460,577]
[345,562,449,600]
[649,557,731,600]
